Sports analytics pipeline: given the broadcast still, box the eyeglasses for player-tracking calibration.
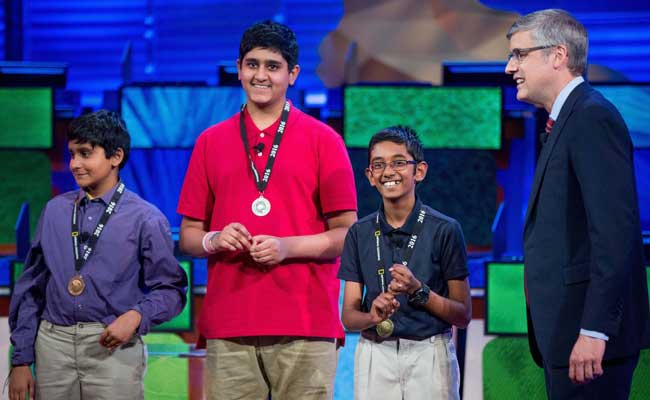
[369,160,418,173]
[507,45,556,64]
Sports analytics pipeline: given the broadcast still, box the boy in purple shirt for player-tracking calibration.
[8,110,187,400]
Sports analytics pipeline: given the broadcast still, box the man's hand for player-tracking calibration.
[569,334,606,384]
[250,235,288,266]
[212,223,252,252]
[388,264,421,295]
[9,365,34,400]
[99,310,142,350]
[369,292,400,324]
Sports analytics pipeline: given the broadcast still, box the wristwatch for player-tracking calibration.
[408,283,430,306]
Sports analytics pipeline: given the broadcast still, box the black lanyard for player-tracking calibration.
[239,101,290,194]
[71,182,125,272]
[373,207,427,292]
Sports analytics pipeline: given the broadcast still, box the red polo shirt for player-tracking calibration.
[178,104,357,340]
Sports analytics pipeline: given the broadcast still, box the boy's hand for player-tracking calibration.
[9,365,34,400]
[369,292,400,324]
[212,223,252,252]
[100,310,142,350]
[389,264,421,294]
[250,235,288,266]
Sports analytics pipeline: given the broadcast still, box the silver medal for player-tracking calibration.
[252,196,271,217]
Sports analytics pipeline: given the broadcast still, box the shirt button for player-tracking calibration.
[260,132,265,138]
[257,152,263,157]
[88,216,93,220]
[78,305,83,310]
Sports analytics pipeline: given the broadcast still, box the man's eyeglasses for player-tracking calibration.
[369,160,418,173]
[507,45,556,64]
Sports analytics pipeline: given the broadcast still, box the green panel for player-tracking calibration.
[0,88,53,148]
[12,261,25,287]
[152,259,192,332]
[344,86,501,149]
[486,262,527,334]
[143,333,189,400]
[483,339,650,399]
[0,151,51,244]
[483,337,545,400]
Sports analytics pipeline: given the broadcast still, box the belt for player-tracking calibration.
[361,330,430,343]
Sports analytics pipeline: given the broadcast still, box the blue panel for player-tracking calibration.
[596,85,650,148]
[119,148,193,227]
[635,149,650,231]
[120,85,246,148]
[0,0,5,60]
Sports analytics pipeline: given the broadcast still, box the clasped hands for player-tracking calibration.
[369,264,422,324]
[211,222,288,266]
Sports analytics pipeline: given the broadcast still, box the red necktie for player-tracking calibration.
[545,117,555,136]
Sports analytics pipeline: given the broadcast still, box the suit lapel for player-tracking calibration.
[524,82,591,230]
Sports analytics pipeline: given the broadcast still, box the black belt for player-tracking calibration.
[361,330,431,343]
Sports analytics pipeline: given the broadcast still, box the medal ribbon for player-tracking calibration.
[239,101,291,195]
[373,207,427,292]
[71,182,125,272]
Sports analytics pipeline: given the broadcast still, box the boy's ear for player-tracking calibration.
[110,148,124,169]
[289,64,300,86]
[365,167,377,187]
[236,58,242,80]
[414,161,428,183]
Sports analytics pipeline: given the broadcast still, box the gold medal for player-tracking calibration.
[376,319,394,338]
[67,275,85,296]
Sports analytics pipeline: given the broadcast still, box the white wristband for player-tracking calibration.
[202,231,220,254]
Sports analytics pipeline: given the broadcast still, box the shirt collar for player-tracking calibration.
[378,197,424,235]
[76,181,123,205]
[549,76,584,120]
[242,100,293,138]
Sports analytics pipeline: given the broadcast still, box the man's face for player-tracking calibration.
[237,47,299,110]
[505,30,555,109]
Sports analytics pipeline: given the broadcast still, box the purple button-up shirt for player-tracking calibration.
[9,184,188,365]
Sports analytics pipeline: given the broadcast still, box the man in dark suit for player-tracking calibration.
[505,9,650,399]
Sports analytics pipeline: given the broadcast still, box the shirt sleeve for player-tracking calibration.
[317,128,357,215]
[177,132,214,222]
[131,212,188,334]
[337,225,363,284]
[439,220,469,281]
[9,210,50,366]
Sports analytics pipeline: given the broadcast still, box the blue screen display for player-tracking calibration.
[120,86,246,148]
[597,85,650,148]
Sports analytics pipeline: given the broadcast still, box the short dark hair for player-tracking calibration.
[239,20,299,71]
[67,110,131,169]
[368,125,424,165]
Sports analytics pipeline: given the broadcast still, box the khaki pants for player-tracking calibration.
[354,331,460,400]
[35,320,146,400]
[206,336,338,400]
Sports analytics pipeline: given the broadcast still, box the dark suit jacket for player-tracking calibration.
[523,82,650,368]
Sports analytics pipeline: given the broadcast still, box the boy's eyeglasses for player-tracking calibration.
[507,45,556,64]
[369,160,418,173]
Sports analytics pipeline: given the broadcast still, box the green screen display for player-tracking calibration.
[485,262,527,335]
[0,87,53,148]
[486,264,650,335]
[344,86,501,149]
[152,259,193,332]
[11,261,25,288]
[0,151,51,244]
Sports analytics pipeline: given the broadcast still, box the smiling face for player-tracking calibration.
[237,47,300,113]
[505,30,559,111]
[366,140,427,205]
[68,140,123,198]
